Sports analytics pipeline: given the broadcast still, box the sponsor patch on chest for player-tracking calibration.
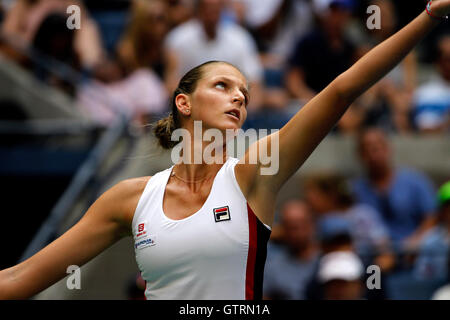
[134,234,157,250]
[213,206,231,222]
[135,221,148,239]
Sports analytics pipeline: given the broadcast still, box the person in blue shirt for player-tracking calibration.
[352,127,437,250]
[414,181,450,282]
[304,172,392,266]
[263,200,320,300]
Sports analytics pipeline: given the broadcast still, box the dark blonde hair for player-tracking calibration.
[154,60,238,149]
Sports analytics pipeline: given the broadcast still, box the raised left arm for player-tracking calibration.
[237,2,448,226]
[265,2,448,190]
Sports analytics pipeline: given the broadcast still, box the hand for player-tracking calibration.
[429,0,450,17]
[402,233,423,253]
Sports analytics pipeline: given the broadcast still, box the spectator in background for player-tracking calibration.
[263,200,320,300]
[286,0,357,104]
[239,0,314,112]
[317,251,366,300]
[31,12,79,95]
[225,0,246,25]
[0,0,105,71]
[75,58,169,127]
[76,0,171,126]
[412,34,450,134]
[166,0,194,30]
[305,216,367,300]
[304,172,394,270]
[244,0,313,63]
[350,0,418,134]
[164,0,264,110]
[235,0,315,129]
[116,0,169,80]
[352,127,437,250]
[414,181,450,283]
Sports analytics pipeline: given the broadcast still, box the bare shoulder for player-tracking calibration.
[115,176,152,194]
[100,176,152,234]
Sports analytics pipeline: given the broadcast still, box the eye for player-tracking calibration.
[215,81,226,89]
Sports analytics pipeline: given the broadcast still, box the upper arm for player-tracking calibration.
[0,177,150,299]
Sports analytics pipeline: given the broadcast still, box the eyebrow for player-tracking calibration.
[216,76,250,103]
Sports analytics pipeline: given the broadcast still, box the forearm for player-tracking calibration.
[0,268,12,299]
[410,215,438,238]
[336,11,440,103]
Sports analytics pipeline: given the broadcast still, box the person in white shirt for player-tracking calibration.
[164,0,264,109]
[413,34,450,133]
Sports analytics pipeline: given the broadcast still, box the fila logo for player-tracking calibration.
[213,206,231,222]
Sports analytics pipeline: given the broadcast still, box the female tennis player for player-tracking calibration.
[1,1,449,300]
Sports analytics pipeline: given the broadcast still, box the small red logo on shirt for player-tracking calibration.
[136,222,147,238]
[213,206,231,222]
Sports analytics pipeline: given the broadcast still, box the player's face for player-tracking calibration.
[188,63,249,132]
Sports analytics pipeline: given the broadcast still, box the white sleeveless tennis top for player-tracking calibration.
[131,157,271,300]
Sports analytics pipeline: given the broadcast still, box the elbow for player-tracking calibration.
[331,73,359,105]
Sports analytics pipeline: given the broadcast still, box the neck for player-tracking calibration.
[291,241,317,261]
[177,132,228,162]
[201,22,218,40]
[172,137,228,188]
[368,166,393,189]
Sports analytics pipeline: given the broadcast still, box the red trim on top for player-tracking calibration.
[245,203,257,300]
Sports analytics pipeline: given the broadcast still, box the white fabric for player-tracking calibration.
[413,76,450,129]
[165,19,263,83]
[432,284,450,300]
[318,251,364,283]
[243,0,283,28]
[132,157,262,299]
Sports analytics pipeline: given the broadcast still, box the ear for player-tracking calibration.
[175,93,191,116]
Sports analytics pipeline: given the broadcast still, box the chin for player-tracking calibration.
[211,118,241,131]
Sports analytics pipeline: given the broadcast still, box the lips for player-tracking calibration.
[225,108,240,120]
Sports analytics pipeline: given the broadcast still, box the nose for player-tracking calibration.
[232,89,245,107]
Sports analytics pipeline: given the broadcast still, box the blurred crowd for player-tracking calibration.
[0,0,448,132]
[263,127,450,300]
[0,0,449,300]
